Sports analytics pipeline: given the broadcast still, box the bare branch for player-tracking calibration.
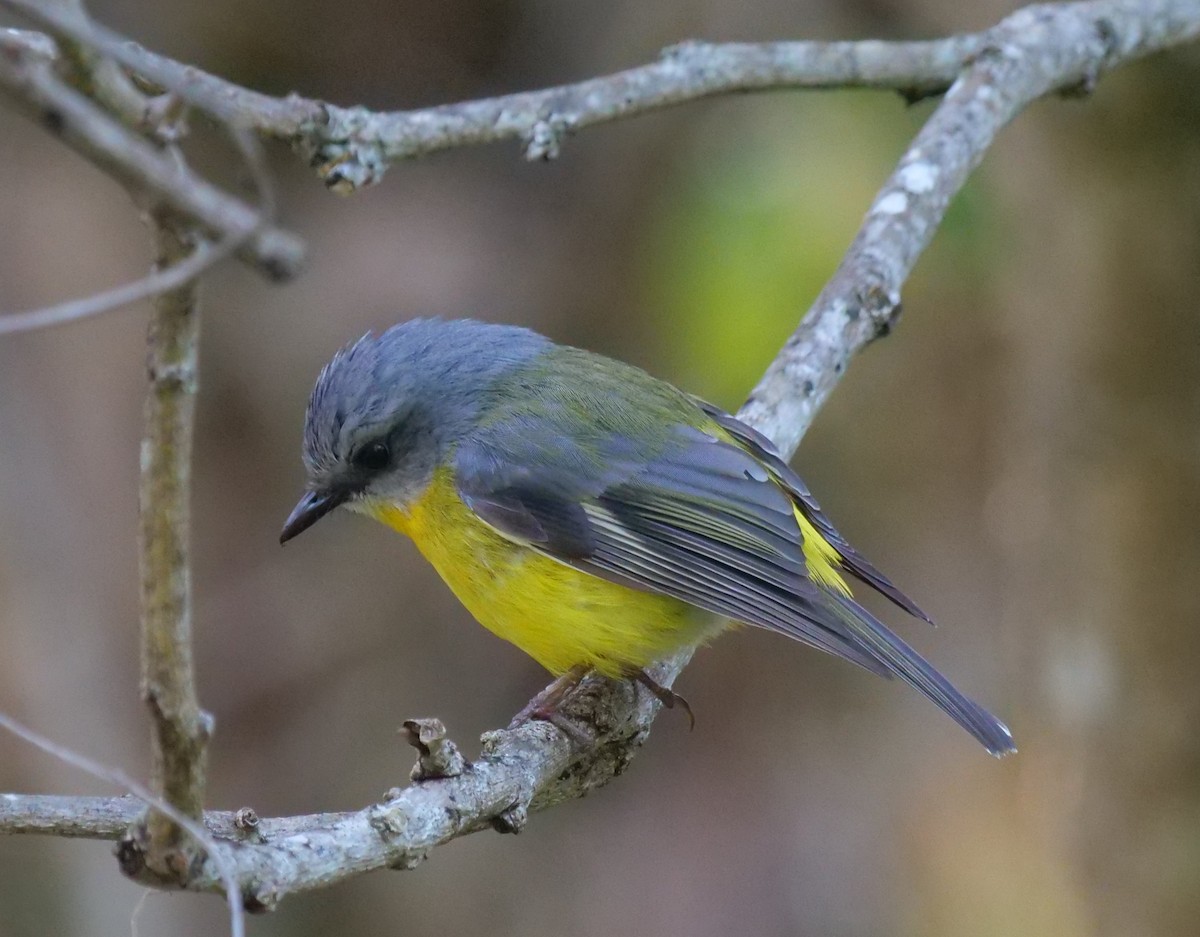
[7,2,1193,192]
[0,713,245,937]
[125,127,273,878]
[0,30,303,279]
[12,0,1196,192]
[134,218,210,874]
[0,793,142,838]
[3,0,979,191]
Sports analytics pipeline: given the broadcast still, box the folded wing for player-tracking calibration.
[454,408,1014,756]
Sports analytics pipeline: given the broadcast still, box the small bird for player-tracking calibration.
[281,318,1015,756]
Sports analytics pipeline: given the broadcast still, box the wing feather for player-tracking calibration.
[692,397,934,622]
[580,503,893,676]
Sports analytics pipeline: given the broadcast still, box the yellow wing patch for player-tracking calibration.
[793,504,851,596]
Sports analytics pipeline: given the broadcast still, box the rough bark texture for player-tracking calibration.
[135,221,212,883]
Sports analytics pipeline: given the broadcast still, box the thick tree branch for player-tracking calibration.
[0,792,361,841]
[1,793,143,838]
[1,0,1199,916]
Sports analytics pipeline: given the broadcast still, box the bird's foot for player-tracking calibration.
[508,664,593,745]
[626,668,695,730]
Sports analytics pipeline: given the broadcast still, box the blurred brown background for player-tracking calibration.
[2,1,1199,935]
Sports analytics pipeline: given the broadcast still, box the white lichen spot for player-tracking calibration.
[898,162,937,193]
[875,191,908,215]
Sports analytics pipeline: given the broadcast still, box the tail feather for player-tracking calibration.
[823,593,1016,757]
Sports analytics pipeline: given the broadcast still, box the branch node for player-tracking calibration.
[401,718,466,781]
[299,105,389,193]
[114,834,146,877]
[858,284,903,338]
[523,114,571,161]
[1063,14,1123,97]
[478,728,506,755]
[491,801,529,835]
[141,92,190,142]
[367,803,430,869]
[386,849,429,871]
[367,802,410,840]
[659,39,707,63]
[234,807,260,833]
[246,881,279,913]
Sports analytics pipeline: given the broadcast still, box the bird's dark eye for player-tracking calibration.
[353,440,391,472]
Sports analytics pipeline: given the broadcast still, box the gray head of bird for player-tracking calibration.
[280,317,546,542]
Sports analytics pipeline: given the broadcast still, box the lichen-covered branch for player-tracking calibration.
[2,0,1199,917]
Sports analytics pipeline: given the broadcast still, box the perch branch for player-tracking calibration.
[2,0,1199,915]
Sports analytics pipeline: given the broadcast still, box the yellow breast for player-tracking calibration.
[363,470,713,676]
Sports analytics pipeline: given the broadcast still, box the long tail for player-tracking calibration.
[822,593,1016,757]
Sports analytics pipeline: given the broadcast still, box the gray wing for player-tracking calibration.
[454,420,888,672]
[454,416,1014,756]
[691,396,933,622]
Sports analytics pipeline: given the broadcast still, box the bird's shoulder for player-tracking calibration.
[477,345,709,438]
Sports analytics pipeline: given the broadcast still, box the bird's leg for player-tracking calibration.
[626,667,695,730]
[508,664,593,744]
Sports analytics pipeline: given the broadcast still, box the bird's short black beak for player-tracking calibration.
[280,489,348,544]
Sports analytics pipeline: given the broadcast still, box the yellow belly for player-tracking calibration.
[363,470,715,676]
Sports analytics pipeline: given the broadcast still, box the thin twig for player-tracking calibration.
[0,240,222,335]
[0,31,303,279]
[0,125,276,335]
[0,712,245,937]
